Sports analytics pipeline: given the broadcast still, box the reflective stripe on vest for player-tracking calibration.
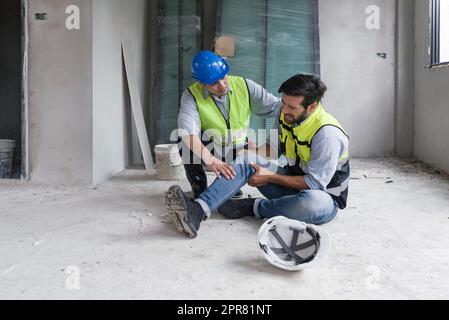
[188,76,251,146]
[327,177,350,197]
[279,103,350,202]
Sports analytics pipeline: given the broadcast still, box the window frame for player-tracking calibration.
[430,0,449,67]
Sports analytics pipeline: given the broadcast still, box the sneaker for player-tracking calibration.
[166,185,205,238]
[218,197,257,220]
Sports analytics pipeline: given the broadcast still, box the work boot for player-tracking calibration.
[166,185,205,238]
[218,197,257,220]
[232,189,244,199]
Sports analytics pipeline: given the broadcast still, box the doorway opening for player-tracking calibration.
[0,0,25,179]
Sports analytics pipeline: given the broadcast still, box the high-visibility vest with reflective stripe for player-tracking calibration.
[279,103,350,209]
[188,76,251,146]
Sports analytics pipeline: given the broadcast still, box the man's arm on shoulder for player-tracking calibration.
[245,78,281,118]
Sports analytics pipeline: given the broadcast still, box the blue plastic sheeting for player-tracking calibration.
[156,0,320,144]
[217,0,320,134]
[158,0,200,143]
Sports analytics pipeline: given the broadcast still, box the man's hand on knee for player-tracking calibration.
[248,163,274,187]
[206,158,236,180]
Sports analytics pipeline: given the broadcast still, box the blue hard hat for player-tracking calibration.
[192,51,230,85]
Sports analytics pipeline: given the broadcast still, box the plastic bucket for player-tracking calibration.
[154,144,186,181]
[0,140,15,179]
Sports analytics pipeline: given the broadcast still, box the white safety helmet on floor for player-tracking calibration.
[257,217,330,271]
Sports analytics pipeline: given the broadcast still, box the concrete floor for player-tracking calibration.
[1,158,449,300]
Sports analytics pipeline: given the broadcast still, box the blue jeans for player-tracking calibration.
[197,154,338,225]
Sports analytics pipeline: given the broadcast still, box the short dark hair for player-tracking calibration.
[278,74,327,108]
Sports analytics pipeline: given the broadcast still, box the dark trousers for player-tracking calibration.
[178,138,248,198]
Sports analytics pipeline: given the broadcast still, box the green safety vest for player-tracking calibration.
[279,103,350,209]
[188,76,251,146]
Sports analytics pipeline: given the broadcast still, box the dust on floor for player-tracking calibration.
[0,158,448,299]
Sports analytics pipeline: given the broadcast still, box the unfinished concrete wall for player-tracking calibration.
[395,0,415,158]
[320,0,396,157]
[28,0,93,184]
[92,0,151,185]
[414,0,449,172]
[0,0,22,166]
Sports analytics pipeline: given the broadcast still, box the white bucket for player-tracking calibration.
[0,140,15,151]
[0,140,15,179]
[154,144,186,181]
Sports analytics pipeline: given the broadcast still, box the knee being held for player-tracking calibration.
[232,163,256,177]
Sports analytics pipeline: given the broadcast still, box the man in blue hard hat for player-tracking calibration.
[177,51,281,198]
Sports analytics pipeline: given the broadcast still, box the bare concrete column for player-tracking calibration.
[395,0,415,158]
